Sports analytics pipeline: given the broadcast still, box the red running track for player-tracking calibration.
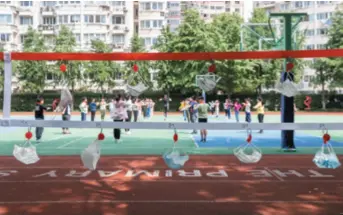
[0,155,342,215]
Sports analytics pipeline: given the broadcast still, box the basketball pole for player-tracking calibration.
[269,13,307,151]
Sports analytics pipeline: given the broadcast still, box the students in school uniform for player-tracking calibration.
[195,96,210,143]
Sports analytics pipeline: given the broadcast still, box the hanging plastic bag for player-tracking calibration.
[275,72,303,97]
[233,130,262,164]
[313,132,341,169]
[163,125,190,169]
[13,130,40,165]
[81,133,104,170]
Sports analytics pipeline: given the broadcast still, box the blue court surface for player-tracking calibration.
[193,130,343,148]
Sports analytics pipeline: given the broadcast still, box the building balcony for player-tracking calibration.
[112,24,129,34]
[112,7,127,15]
[0,24,19,33]
[40,6,55,16]
[0,42,18,51]
[38,24,57,34]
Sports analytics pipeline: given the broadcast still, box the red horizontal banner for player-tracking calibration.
[1,49,343,61]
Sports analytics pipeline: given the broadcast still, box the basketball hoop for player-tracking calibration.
[196,74,221,92]
[126,66,149,97]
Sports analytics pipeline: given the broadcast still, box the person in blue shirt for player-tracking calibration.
[189,96,198,134]
[89,99,98,121]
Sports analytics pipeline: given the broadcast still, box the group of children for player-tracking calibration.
[78,97,156,122]
[179,97,266,138]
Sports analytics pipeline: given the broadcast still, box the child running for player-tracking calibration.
[195,96,210,143]
[234,99,242,123]
[34,97,50,143]
[254,97,265,133]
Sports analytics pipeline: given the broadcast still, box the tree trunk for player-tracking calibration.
[321,83,326,110]
[320,69,326,110]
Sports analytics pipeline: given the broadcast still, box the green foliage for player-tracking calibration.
[53,25,83,92]
[16,27,48,93]
[125,34,152,88]
[85,40,119,95]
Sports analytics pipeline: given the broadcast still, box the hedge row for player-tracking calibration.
[1,91,343,112]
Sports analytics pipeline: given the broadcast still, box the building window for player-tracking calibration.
[72,34,80,42]
[317,28,328,35]
[140,2,163,10]
[112,34,124,44]
[111,1,125,7]
[0,14,12,24]
[58,1,68,4]
[112,16,124,24]
[235,1,240,4]
[20,1,32,6]
[168,19,179,25]
[58,15,68,24]
[317,13,329,20]
[304,1,313,7]
[0,33,11,42]
[84,15,94,23]
[42,1,56,6]
[294,1,303,8]
[20,34,26,43]
[235,8,240,13]
[305,29,315,37]
[95,15,106,23]
[84,33,106,43]
[140,20,163,29]
[317,44,327,49]
[70,15,80,23]
[305,44,315,50]
[43,17,56,25]
[46,72,54,80]
[0,1,11,4]
[168,11,180,16]
[20,16,33,25]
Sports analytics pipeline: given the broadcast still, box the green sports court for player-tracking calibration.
[2,112,343,156]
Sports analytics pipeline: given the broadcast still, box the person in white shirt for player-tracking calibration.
[79,97,88,121]
[243,98,251,123]
[111,96,127,143]
[125,96,133,134]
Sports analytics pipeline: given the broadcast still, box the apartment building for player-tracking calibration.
[254,1,342,92]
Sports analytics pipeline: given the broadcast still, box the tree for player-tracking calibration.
[16,27,48,93]
[311,58,334,109]
[209,13,256,94]
[153,26,179,93]
[326,4,343,87]
[85,40,119,95]
[125,34,152,89]
[53,25,83,93]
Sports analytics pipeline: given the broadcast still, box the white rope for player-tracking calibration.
[0,119,341,130]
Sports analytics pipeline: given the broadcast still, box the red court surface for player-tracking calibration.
[0,155,342,215]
